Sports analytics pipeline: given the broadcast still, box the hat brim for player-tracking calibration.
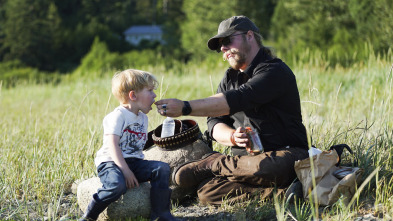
[207,29,237,52]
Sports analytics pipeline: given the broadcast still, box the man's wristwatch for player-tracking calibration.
[182,101,192,115]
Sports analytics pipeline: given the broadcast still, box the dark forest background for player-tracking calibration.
[0,0,392,84]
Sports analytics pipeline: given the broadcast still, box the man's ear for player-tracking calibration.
[129,90,137,101]
[246,30,254,41]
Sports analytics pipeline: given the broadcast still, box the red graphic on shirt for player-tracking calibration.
[123,128,146,139]
[120,123,146,155]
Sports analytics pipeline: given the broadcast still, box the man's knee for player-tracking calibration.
[198,187,220,205]
[261,151,301,186]
[198,183,253,206]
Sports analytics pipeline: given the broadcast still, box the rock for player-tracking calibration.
[144,138,213,201]
[77,177,151,220]
[71,179,85,194]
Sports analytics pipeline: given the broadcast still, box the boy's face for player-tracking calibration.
[134,85,157,114]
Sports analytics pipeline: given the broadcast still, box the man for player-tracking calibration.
[155,15,309,205]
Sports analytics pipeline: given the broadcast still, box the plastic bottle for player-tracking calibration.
[161,117,175,138]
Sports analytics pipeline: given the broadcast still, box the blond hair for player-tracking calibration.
[111,69,158,104]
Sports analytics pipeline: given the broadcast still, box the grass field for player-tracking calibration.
[1,52,392,220]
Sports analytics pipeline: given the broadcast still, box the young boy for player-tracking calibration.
[81,69,177,221]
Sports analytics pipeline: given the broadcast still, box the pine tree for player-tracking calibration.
[3,0,60,70]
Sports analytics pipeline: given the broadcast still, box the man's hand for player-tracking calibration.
[232,127,256,155]
[232,127,249,147]
[122,167,139,189]
[155,99,183,117]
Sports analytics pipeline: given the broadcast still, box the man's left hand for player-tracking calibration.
[233,127,257,155]
[232,127,249,146]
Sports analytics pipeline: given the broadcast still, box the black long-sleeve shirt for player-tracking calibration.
[207,49,308,151]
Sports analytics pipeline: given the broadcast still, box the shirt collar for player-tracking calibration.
[243,48,272,77]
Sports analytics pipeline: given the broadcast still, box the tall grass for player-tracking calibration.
[0,52,392,220]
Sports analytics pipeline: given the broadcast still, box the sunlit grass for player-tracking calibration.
[0,52,392,220]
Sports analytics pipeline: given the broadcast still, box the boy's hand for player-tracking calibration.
[122,168,139,189]
[106,134,140,189]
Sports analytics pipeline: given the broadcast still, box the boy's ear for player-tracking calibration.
[129,90,137,101]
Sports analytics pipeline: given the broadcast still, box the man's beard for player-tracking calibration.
[223,41,251,70]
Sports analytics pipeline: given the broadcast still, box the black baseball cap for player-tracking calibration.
[207,15,259,52]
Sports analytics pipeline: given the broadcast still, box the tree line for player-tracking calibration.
[0,0,392,74]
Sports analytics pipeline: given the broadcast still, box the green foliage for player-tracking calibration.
[0,0,392,73]
[0,0,162,72]
[122,49,164,70]
[0,0,7,61]
[2,0,61,70]
[236,0,277,38]
[271,0,393,67]
[72,37,121,77]
[349,0,393,52]
[71,37,166,80]
[272,1,350,55]
[0,60,58,87]
[180,0,277,60]
[181,0,239,59]
[159,0,186,54]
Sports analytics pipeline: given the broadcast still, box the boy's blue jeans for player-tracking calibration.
[93,158,170,207]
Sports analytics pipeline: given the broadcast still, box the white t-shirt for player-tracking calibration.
[94,106,148,167]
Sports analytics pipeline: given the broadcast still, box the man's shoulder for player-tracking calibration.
[253,58,293,76]
[255,57,283,68]
[223,67,237,75]
[219,68,238,85]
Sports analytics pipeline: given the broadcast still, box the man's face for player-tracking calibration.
[220,32,251,70]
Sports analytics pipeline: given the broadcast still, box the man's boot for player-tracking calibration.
[172,152,224,188]
[284,179,303,204]
[79,194,108,221]
[150,188,177,221]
